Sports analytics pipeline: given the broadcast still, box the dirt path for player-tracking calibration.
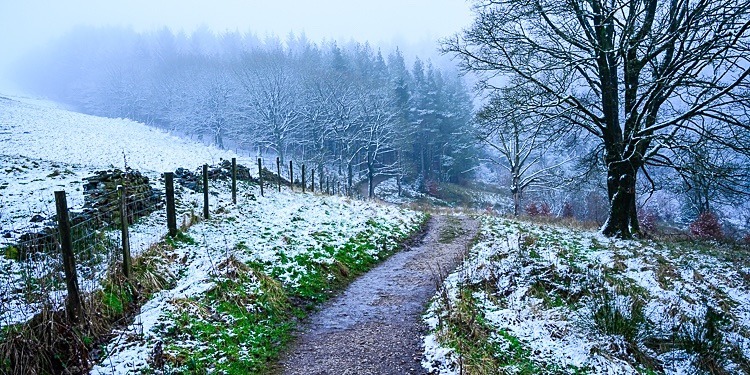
[274,214,478,375]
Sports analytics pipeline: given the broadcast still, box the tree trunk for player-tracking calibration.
[367,151,374,198]
[601,161,639,238]
[347,162,353,196]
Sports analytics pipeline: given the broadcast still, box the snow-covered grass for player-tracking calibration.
[423,216,750,374]
[0,96,249,328]
[0,96,425,374]
[92,182,424,374]
[0,95,249,233]
[374,177,512,211]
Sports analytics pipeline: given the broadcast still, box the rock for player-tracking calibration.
[29,214,45,223]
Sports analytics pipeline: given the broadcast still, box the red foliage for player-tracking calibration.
[539,202,551,216]
[526,202,551,217]
[743,233,750,245]
[525,202,539,216]
[561,202,574,218]
[689,211,724,240]
[638,209,660,233]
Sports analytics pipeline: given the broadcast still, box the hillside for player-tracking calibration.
[423,217,750,374]
[0,96,424,374]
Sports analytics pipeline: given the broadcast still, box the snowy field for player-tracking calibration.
[0,95,424,373]
[0,95,252,327]
[0,95,249,233]
[424,216,750,374]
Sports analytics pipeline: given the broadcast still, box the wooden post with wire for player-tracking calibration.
[55,190,82,324]
[257,158,264,197]
[165,172,177,237]
[276,157,282,192]
[118,185,132,280]
[289,160,294,191]
[203,164,209,219]
[302,164,306,193]
[231,157,237,204]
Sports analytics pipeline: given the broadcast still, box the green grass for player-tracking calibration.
[162,215,426,374]
[436,287,575,375]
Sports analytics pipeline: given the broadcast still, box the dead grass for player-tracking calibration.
[0,239,176,375]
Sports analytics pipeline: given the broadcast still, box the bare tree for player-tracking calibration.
[446,0,750,237]
[235,50,302,164]
[476,89,569,216]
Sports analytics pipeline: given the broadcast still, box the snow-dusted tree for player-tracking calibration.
[235,49,302,164]
[447,0,750,238]
[476,88,568,216]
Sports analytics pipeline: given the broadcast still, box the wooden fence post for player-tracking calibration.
[231,157,237,204]
[257,158,264,197]
[165,172,177,237]
[289,160,294,191]
[320,169,324,192]
[203,164,209,219]
[302,164,306,193]
[118,186,132,280]
[310,168,315,193]
[54,191,82,324]
[276,157,281,192]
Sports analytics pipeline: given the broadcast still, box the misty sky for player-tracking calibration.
[0,0,474,91]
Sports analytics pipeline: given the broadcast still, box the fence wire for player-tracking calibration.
[0,181,161,328]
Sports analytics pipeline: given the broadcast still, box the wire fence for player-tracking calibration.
[0,157,356,331]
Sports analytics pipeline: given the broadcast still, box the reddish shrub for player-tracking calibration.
[638,209,660,233]
[689,211,723,240]
[525,202,539,216]
[426,180,439,196]
[539,202,551,216]
[526,202,551,217]
[744,233,750,245]
[561,202,574,218]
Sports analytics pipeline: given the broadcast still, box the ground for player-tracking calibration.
[275,215,478,375]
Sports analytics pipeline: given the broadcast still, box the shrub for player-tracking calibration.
[561,202,574,218]
[638,209,660,233]
[525,202,539,216]
[689,211,723,240]
[539,202,551,216]
[426,180,439,196]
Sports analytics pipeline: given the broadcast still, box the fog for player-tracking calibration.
[0,0,473,92]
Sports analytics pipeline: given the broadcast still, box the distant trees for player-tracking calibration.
[447,0,750,238]
[15,28,478,192]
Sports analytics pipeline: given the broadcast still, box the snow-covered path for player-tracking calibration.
[274,214,478,375]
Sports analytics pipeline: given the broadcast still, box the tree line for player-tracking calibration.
[16,26,478,196]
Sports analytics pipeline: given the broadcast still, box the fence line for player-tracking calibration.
[0,157,369,330]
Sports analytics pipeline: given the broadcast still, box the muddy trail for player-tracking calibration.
[274,214,478,375]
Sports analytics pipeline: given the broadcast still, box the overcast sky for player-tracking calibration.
[0,0,474,90]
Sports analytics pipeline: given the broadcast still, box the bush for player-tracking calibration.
[525,202,539,216]
[526,202,551,217]
[689,211,723,240]
[638,209,660,233]
[561,202,574,218]
[539,202,551,216]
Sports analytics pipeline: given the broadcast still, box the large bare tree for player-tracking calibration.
[446,0,750,237]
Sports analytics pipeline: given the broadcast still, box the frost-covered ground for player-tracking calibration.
[0,96,251,327]
[92,183,422,374]
[0,95,248,233]
[374,177,512,212]
[0,95,424,373]
[424,216,750,374]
